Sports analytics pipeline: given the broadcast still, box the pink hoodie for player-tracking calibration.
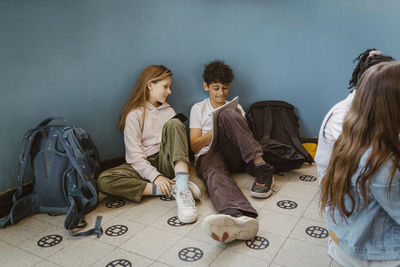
[124,102,175,183]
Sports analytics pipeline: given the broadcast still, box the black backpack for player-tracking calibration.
[246,101,313,172]
[0,117,103,237]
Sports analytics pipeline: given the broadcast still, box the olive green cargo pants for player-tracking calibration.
[97,119,189,202]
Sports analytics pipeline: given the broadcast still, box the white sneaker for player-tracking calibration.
[174,190,198,224]
[172,179,202,200]
[188,181,202,200]
[202,214,259,243]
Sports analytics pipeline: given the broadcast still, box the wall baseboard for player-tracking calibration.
[0,183,34,218]
[0,157,125,219]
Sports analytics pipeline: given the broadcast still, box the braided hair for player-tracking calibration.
[348,48,394,89]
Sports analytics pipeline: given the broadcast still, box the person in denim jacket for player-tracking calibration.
[315,49,394,180]
[320,61,400,266]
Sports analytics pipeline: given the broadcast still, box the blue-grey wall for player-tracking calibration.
[1,0,399,192]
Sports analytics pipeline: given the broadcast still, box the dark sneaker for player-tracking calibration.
[250,163,274,198]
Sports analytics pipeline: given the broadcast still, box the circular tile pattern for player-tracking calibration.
[245,236,270,250]
[167,216,186,227]
[305,226,329,238]
[37,234,63,247]
[299,175,317,182]
[160,195,175,201]
[106,259,132,267]
[105,225,129,237]
[106,199,126,209]
[277,200,298,209]
[178,247,203,262]
[47,212,62,216]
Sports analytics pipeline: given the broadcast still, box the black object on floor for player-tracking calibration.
[178,247,203,262]
[37,234,63,247]
[305,226,328,238]
[105,225,128,237]
[106,200,126,209]
[106,259,132,267]
[277,200,298,209]
[167,216,185,227]
[299,175,317,182]
[160,195,175,201]
[246,236,270,250]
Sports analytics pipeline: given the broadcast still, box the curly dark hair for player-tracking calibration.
[348,49,394,89]
[202,60,234,86]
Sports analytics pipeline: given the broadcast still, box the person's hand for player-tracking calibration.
[154,176,175,196]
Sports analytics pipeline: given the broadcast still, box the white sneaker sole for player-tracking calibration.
[178,208,198,224]
[250,178,275,199]
[188,181,202,200]
[202,214,259,243]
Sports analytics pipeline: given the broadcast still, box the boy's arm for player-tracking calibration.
[190,128,212,154]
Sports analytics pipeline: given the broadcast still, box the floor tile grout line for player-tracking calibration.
[288,235,329,248]
[13,230,77,262]
[206,243,229,266]
[110,223,187,264]
[153,231,187,264]
[117,244,160,263]
[90,245,155,266]
[2,240,51,266]
[112,204,174,218]
[267,181,322,265]
[268,213,302,265]
[88,245,119,266]
[269,216,330,265]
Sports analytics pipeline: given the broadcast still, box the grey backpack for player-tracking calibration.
[0,118,103,237]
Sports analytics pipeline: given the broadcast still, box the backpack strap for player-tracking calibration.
[0,129,41,228]
[62,130,98,205]
[258,105,274,145]
[14,129,41,201]
[279,108,314,164]
[57,130,102,238]
[0,214,11,228]
[65,195,103,238]
[0,194,39,228]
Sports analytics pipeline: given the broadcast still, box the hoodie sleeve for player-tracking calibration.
[124,111,161,183]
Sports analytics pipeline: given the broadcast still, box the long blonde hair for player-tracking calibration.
[320,61,400,221]
[118,65,172,132]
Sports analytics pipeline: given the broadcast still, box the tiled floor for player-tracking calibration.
[0,163,341,267]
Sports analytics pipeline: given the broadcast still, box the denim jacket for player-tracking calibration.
[324,149,400,260]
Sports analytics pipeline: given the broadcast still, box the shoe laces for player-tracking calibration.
[176,190,195,207]
[255,164,273,184]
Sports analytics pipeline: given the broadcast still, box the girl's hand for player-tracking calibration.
[154,176,175,196]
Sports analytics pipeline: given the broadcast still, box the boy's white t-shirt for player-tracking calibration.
[189,98,245,162]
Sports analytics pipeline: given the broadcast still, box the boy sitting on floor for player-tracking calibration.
[189,60,274,243]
